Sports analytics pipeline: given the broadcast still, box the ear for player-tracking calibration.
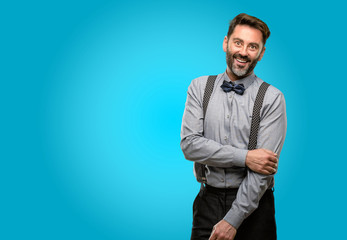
[223,36,228,52]
[257,46,266,61]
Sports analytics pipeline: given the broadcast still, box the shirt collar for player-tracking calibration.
[223,71,256,90]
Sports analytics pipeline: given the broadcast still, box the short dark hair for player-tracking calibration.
[227,13,271,45]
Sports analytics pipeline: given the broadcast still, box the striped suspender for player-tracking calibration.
[194,75,217,183]
[248,82,270,150]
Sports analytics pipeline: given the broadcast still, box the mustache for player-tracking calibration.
[233,54,251,62]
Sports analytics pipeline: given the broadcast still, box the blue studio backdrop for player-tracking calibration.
[1,0,346,239]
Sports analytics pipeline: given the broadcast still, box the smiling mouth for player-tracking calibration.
[235,58,248,63]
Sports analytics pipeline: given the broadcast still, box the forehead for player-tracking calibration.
[230,24,263,44]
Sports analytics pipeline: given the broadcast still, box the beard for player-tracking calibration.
[226,47,260,78]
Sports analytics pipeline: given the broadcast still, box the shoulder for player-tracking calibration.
[255,77,286,117]
[190,73,221,87]
[266,85,285,108]
[189,75,209,90]
[188,73,223,95]
[255,77,285,101]
[267,84,284,98]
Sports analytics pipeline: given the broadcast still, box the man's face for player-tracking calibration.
[223,24,265,80]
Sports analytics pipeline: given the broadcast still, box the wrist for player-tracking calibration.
[245,150,252,167]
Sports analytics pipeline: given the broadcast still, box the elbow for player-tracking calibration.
[180,138,191,160]
[180,136,196,161]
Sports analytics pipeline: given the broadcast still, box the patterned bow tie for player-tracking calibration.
[220,80,245,95]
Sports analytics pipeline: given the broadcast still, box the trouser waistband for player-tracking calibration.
[202,183,239,194]
[202,183,274,194]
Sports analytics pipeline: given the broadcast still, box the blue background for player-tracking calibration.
[1,0,346,239]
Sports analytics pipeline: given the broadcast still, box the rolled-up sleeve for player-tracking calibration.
[180,77,248,168]
[224,90,287,229]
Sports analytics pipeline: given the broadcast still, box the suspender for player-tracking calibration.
[195,75,217,183]
[194,75,270,183]
[248,81,270,150]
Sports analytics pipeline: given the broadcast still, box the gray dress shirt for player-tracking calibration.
[180,72,287,229]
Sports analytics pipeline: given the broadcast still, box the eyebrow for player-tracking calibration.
[232,38,260,48]
[233,38,243,42]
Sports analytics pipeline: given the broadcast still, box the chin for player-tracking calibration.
[232,68,248,77]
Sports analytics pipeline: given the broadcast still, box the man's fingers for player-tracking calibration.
[246,149,279,175]
[271,167,277,174]
[268,155,278,163]
[208,231,217,240]
[262,149,278,157]
[261,169,275,175]
[266,161,277,169]
[262,148,274,154]
[267,167,277,175]
[252,160,277,174]
[258,164,277,175]
[209,227,217,240]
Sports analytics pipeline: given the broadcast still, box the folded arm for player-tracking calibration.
[180,78,248,168]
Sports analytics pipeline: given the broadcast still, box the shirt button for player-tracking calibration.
[227,115,230,118]
[221,179,225,182]
[224,136,228,140]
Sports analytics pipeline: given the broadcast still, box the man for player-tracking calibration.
[180,13,287,240]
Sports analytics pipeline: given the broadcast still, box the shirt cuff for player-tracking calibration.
[229,147,248,167]
[223,208,246,229]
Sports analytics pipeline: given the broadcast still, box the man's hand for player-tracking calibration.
[246,149,278,175]
[209,220,237,240]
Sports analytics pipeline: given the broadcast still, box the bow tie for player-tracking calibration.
[220,80,245,95]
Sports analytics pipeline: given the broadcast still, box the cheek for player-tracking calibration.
[227,45,237,55]
[251,51,261,60]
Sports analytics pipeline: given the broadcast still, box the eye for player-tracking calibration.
[234,41,242,46]
[249,45,258,51]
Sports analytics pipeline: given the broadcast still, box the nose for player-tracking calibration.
[239,46,247,56]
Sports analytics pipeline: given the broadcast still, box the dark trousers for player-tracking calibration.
[191,184,276,240]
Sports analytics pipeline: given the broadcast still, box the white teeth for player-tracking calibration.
[236,58,247,63]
